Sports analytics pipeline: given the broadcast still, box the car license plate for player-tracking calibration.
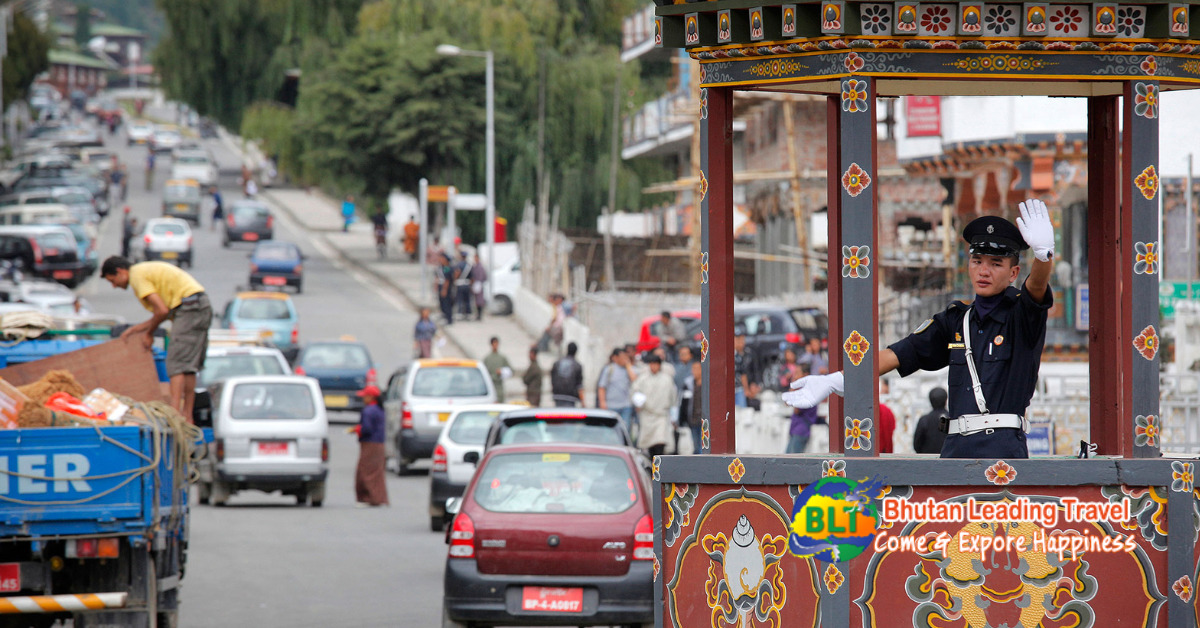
[324,395,349,408]
[244,233,259,241]
[263,276,286,286]
[257,441,289,456]
[161,251,178,259]
[521,587,583,613]
[52,270,73,279]
[175,204,188,211]
[438,412,450,422]
[0,563,18,592]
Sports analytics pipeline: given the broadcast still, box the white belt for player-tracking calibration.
[947,413,1025,435]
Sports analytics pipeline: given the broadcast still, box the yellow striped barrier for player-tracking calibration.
[0,592,127,613]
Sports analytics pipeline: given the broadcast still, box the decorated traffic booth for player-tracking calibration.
[650,1,1200,626]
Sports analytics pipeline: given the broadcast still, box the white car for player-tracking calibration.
[170,150,219,186]
[151,126,183,152]
[193,345,293,424]
[133,217,193,267]
[127,120,154,145]
[429,403,525,531]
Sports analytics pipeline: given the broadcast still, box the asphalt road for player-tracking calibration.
[72,112,448,627]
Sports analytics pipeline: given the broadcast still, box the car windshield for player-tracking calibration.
[411,366,488,397]
[36,232,73,251]
[63,223,87,243]
[56,192,90,204]
[255,244,298,261]
[176,155,208,165]
[499,419,625,446]
[199,354,287,386]
[165,184,201,200]
[789,309,828,335]
[232,205,268,220]
[448,411,502,445]
[151,223,187,236]
[228,382,315,420]
[235,298,292,320]
[300,344,370,370]
[473,452,636,514]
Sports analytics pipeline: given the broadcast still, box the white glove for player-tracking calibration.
[781,371,844,409]
[1016,199,1054,262]
[632,392,647,408]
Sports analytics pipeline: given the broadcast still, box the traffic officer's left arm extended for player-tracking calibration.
[1017,198,1055,303]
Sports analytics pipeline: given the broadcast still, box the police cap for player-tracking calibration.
[962,216,1028,258]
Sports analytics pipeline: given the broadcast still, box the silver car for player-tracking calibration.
[383,358,496,475]
[199,375,329,507]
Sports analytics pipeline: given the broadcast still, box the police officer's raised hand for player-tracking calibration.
[781,371,844,409]
[1016,199,1054,262]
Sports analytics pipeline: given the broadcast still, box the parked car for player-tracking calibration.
[429,404,526,531]
[169,150,218,187]
[293,339,376,414]
[218,291,301,360]
[132,217,193,267]
[223,200,274,246]
[249,240,304,292]
[79,147,116,174]
[127,120,155,145]
[61,220,97,276]
[635,310,701,354]
[442,443,654,628]
[383,358,497,475]
[150,125,183,152]
[735,304,829,389]
[46,185,102,223]
[0,224,88,287]
[162,178,203,224]
[193,345,293,425]
[483,408,633,452]
[198,375,329,507]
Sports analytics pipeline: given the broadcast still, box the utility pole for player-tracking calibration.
[603,63,621,291]
[783,98,809,291]
[689,58,703,293]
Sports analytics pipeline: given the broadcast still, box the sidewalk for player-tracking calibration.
[258,188,541,401]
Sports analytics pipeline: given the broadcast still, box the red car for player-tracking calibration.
[634,309,701,354]
[442,443,654,627]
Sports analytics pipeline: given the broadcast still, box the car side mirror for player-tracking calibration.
[462,451,479,465]
[446,496,462,515]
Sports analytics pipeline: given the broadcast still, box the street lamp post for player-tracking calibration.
[436,44,495,303]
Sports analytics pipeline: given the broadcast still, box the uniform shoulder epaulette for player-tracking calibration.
[948,300,970,311]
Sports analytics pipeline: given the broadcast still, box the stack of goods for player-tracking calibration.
[4,370,136,428]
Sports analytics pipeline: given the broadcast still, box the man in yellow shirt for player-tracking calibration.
[101,256,212,420]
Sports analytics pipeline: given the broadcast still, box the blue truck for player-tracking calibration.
[0,337,190,628]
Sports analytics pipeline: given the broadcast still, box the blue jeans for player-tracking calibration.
[611,406,634,432]
[787,433,810,454]
[734,387,747,408]
[691,421,704,454]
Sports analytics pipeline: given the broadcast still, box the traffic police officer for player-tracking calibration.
[783,199,1056,458]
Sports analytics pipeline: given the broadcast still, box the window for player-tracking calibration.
[498,420,625,446]
[165,184,201,201]
[235,298,292,320]
[228,382,315,420]
[789,309,829,337]
[200,354,288,386]
[410,366,488,397]
[447,411,502,445]
[740,314,773,336]
[299,344,370,370]
[152,223,188,236]
[255,244,299,261]
[36,232,74,251]
[473,452,637,514]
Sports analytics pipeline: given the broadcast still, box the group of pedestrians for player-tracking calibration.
[435,250,487,325]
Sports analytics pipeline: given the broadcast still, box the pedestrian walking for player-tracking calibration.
[437,253,455,325]
[403,217,420,262]
[550,342,584,407]
[913,387,950,455]
[470,253,487,320]
[523,346,544,406]
[482,337,512,402]
[120,208,134,259]
[657,311,688,362]
[780,349,820,454]
[341,194,356,232]
[631,354,677,457]
[685,359,704,453]
[144,150,155,191]
[542,293,566,355]
[786,200,1056,459]
[110,161,125,206]
[597,348,637,430]
[413,308,437,359]
[245,178,258,199]
[101,256,211,419]
[210,187,224,231]
[454,252,473,320]
[353,384,389,507]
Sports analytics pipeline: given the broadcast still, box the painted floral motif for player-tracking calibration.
[1048,5,1083,34]
[746,58,809,79]
[843,330,870,366]
[1173,6,1189,34]
[728,458,745,483]
[920,5,952,34]
[985,460,1017,485]
[844,51,865,72]
[699,332,709,362]
[1134,414,1160,447]
[949,55,1050,72]
[984,5,1017,34]
[1134,165,1158,200]
[1118,6,1145,37]
[652,456,661,481]
[1140,55,1157,76]
[1174,575,1193,603]
[699,87,708,120]
[1134,82,1158,119]
[861,4,892,34]
[842,245,871,278]
[841,79,869,113]
[1103,485,1168,550]
[1134,241,1159,275]
[700,251,709,284]
[698,170,708,203]
[841,163,872,196]
[701,417,710,451]
[960,5,982,33]
[1134,324,1159,360]
[663,483,699,546]
[653,555,660,582]
[845,417,873,450]
[822,459,847,478]
[1172,461,1195,493]
[824,564,845,594]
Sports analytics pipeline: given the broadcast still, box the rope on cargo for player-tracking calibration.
[0,397,200,510]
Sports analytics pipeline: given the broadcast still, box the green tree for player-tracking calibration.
[240,102,300,182]
[4,11,50,110]
[74,4,93,48]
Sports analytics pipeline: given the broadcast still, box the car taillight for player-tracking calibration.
[266,215,274,229]
[187,236,193,247]
[432,444,448,473]
[290,326,299,345]
[366,368,377,385]
[401,402,413,430]
[227,214,235,226]
[294,366,305,376]
[215,438,225,462]
[448,513,475,558]
[321,438,329,462]
[633,514,654,560]
[66,537,118,559]
[30,239,42,263]
[144,235,151,244]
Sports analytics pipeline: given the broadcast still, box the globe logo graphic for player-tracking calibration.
[789,476,881,562]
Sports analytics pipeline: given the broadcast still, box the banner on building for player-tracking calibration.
[905,96,941,137]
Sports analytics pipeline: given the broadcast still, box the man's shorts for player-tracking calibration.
[167,292,212,377]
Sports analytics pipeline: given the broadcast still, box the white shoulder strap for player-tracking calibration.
[962,308,989,414]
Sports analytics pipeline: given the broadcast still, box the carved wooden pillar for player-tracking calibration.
[701,85,735,454]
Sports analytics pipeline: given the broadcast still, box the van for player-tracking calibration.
[199,375,329,507]
[477,242,521,315]
[0,203,75,227]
